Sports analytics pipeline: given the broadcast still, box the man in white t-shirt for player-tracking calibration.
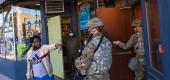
[26,35,62,80]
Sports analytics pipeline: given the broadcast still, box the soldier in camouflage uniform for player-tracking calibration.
[75,18,112,80]
[113,18,145,80]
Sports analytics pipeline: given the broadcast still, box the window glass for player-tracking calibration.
[0,8,16,60]
[12,6,41,60]
[146,0,162,72]
[0,1,41,60]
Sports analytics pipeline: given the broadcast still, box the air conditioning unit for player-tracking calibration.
[45,0,64,14]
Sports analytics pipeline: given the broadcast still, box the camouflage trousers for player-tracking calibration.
[83,72,110,80]
[135,56,145,80]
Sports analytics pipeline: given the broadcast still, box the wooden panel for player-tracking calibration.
[96,8,135,80]
[136,3,142,19]
[96,8,133,42]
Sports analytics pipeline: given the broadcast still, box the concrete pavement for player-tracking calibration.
[0,57,26,80]
[0,74,12,80]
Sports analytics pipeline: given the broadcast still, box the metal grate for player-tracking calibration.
[45,0,64,14]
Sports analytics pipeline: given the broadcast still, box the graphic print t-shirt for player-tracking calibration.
[30,50,47,78]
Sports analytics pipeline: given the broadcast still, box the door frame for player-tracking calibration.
[141,0,170,80]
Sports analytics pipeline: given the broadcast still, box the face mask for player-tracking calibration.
[69,33,73,37]
[87,26,95,34]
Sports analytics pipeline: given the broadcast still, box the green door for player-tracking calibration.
[48,16,64,79]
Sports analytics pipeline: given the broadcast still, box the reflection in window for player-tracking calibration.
[12,6,41,59]
[0,8,16,60]
[146,0,162,72]
[0,2,41,60]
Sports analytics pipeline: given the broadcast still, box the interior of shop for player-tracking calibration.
[76,0,142,79]
[76,0,162,80]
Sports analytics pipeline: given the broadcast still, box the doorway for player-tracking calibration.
[96,3,143,80]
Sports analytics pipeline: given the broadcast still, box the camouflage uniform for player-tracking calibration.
[83,33,112,80]
[74,33,112,80]
[75,17,112,80]
[118,31,145,80]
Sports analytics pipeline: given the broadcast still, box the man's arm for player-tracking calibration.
[26,50,32,80]
[119,34,136,49]
[39,43,62,59]
[113,34,136,50]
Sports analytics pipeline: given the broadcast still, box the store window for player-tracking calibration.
[146,0,162,72]
[0,8,16,60]
[0,1,41,60]
[12,6,41,60]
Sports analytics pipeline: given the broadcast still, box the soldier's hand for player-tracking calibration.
[113,41,120,45]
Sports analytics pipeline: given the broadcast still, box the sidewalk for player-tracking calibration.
[0,74,12,80]
[0,57,26,80]
[0,53,16,60]
[0,54,74,80]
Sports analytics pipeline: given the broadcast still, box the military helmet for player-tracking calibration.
[131,18,143,27]
[87,18,104,28]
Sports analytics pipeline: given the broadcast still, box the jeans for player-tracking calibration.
[33,75,55,80]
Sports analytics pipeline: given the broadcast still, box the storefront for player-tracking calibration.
[0,0,43,80]
[0,0,41,60]
[0,0,65,79]
[76,0,170,80]
[0,0,170,80]
[0,0,71,79]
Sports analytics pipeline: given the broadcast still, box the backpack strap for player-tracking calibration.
[87,33,93,44]
[85,35,104,72]
[94,35,104,53]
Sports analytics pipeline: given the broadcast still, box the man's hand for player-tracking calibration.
[55,43,62,49]
[113,40,120,45]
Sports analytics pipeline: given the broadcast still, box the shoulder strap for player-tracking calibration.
[94,35,104,53]
[87,33,93,44]
[83,35,104,71]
